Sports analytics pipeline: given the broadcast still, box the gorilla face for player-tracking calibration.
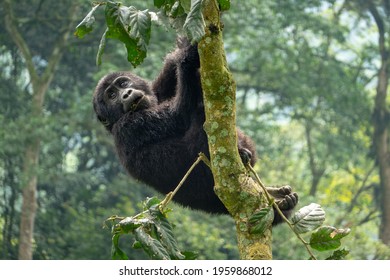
[93,72,158,131]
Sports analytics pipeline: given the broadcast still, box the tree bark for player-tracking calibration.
[199,0,272,259]
[3,0,79,259]
[374,59,390,245]
[368,2,390,245]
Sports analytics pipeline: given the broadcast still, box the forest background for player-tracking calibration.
[1,0,390,260]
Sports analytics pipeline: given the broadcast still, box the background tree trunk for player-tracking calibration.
[3,0,79,259]
[368,2,390,245]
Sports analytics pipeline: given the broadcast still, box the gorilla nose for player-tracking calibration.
[121,89,133,100]
[122,90,145,112]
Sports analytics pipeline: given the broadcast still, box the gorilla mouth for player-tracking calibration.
[129,95,145,112]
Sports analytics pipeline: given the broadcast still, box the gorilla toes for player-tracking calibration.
[278,185,293,196]
[266,184,299,213]
[276,192,298,211]
[238,147,253,166]
[270,187,298,225]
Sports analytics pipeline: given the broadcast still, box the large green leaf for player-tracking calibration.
[183,0,205,43]
[134,227,171,260]
[105,2,151,67]
[150,207,185,260]
[310,226,351,252]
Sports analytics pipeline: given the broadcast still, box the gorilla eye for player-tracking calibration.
[107,91,117,99]
[119,81,129,88]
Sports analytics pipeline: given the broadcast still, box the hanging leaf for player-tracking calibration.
[150,207,185,260]
[248,206,274,235]
[291,203,325,234]
[310,226,351,252]
[111,233,129,260]
[74,4,101,38]
[96,29,107,66]
[183,0,205,43]
[134,227,171,260]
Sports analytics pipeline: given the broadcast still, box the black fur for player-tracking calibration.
[93,38,297,223]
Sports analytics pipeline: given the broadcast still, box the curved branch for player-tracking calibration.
[3,0,38,83]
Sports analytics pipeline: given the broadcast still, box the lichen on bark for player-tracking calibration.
[198,0,272,260]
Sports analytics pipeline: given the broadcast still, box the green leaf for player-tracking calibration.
[180,0,191,13]
[183,0,205,43]
[148,206,184,259]
[154,212,185,260]
[248,206,274,235]
[96,29,107,66]
[217,0,230,11]
[74,4,101,38]
[105,2,151,67]
[291,203,325,234]
[118,217,148,233]
[181,251,198,260]
[132,241,143,249]
[134,227,171,260]
[154,0,166,8]
[144,196,161,209]
[310,226,351,252]
[111,233,129,260]
[172,1,187,18]
[326,248,350,260]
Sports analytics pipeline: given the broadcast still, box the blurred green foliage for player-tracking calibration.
[1,0,390,260]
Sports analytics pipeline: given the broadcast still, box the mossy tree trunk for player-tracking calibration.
[198,0,272,259]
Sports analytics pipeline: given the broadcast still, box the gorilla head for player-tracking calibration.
[93,72,158,131]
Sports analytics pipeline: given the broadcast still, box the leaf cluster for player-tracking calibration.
[75,0,215,67]
[248,166,350,260]
[108,197,196,260]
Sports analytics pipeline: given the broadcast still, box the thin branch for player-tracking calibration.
[160,153,209,209]
[40,3,79,88]
[357,210,380,226]
[3,0,38,83]
[346,164,376,212]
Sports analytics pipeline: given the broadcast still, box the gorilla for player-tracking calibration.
[93,38,298,224]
